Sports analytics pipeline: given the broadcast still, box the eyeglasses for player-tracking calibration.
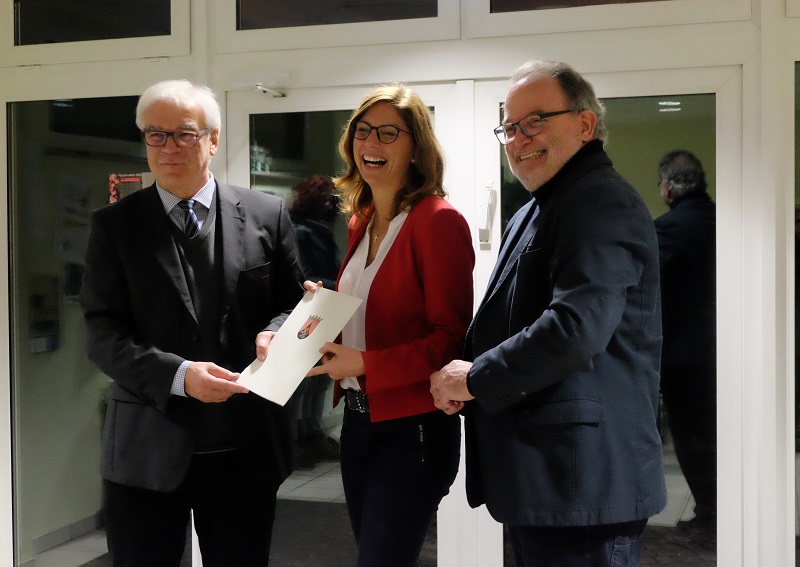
[144,128,212,148]
[494,109,575,145]
[353,121,412,144]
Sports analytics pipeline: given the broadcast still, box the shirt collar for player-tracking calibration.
[156,175,216,214]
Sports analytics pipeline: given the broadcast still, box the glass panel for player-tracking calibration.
[491,0,659,11]
[237,0,437,30]
[794,61,800,561]
[14,0,170,45]
[7,97,192,565]
[252,109,439,565]
[251,109,352,565]
[498,93,717,565]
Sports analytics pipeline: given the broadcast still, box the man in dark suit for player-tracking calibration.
[655,150,716,531]
[431,60,666,566]
[80,80,305,566]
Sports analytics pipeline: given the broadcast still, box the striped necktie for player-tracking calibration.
[176,199,200,238]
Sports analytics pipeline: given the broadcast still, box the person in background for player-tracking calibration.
[307,84,475,566]
[287,174,342,467]
[431,60,666,567]
[655,149,717,533]
[80,79,305,567]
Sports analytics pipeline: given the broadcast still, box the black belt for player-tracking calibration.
[344,389,369,413]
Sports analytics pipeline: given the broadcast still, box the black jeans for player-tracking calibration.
[660,365,717,523]
[507,519,648,567]
[104,450,277,567]
[340,407,461,567]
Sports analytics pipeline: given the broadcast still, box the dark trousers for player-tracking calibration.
[340,407,461,567]
[507,520,647,567]
[104,450,277,567]
[660,365,717,523]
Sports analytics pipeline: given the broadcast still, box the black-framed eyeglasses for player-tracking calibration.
[144,128,212,148]
[353,121,412,144]
[494,109,575,145]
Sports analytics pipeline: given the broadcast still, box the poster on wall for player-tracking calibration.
[56,174,92,304]
[108,172,154,203]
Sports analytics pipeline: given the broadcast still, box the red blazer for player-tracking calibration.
[335,195,474,422]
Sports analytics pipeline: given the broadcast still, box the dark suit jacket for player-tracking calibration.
[464,141,667,526]
[80,182,305,493]
[655,192,716,370]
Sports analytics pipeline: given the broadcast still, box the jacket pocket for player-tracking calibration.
[514,398,604,427]
[242,262,270,280]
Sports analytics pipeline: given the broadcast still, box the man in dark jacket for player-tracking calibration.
[431,60,666,567]
[655,150,717,531]
[80,79,305,566]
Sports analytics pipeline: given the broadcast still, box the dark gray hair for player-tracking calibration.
[510,60,608,143]
[658,150,708,199]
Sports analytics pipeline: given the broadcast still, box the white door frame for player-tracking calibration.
[223,66,748,565]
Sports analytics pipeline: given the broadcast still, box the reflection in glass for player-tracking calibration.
[237,0,437,30]
[499,94,717,565]
[14,0,170,45]
[491,0,659,11]
[9,97,156,565]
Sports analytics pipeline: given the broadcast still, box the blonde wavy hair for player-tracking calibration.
[335,84,446,220]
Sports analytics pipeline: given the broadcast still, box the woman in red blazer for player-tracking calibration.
[308,84,474,566]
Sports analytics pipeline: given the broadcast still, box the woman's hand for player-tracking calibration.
[304,280,324,293]
[307,342,366,380]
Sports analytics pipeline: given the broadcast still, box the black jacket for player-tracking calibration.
[465,141,666,526]
[80,183,305,493]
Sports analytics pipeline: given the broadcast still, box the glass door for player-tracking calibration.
[224,70,744,566]
[7,96,164,566]
[225,82,473,566]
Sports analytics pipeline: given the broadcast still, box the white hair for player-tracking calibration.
[135,80,221,131]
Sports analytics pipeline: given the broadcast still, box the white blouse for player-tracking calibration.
[337,212,408,391]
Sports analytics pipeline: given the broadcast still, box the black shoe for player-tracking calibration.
[294,444,316,469]
[677,516,716,539]
[303,434,340,461]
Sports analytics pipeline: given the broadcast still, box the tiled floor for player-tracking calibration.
[29,452,711,567]
[276,459,346,503]
[25,460,347,567]
[24,530,108,567]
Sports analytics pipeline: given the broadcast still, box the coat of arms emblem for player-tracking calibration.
[297,315,323,339]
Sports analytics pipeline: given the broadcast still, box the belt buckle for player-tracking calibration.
[347,390,368,413]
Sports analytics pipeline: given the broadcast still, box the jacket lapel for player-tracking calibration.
[465,199,538,355]
[484,198,539,304]
[216,183,246,325]
[139,186,198,324]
